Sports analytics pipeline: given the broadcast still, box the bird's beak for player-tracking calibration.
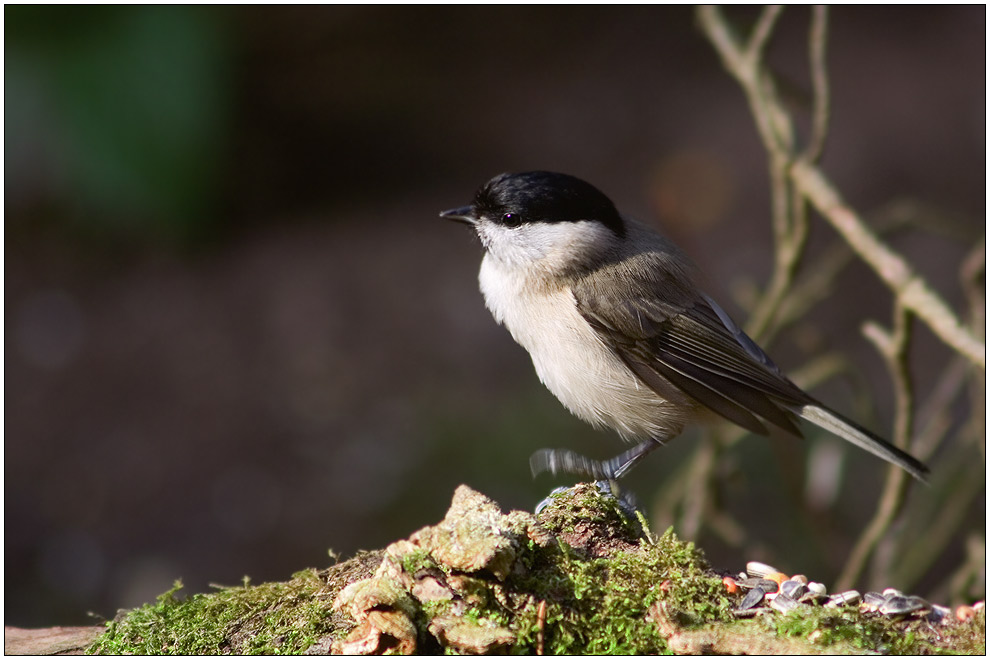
[440,206,478,226]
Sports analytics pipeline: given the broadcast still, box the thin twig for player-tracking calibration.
[913,355,971,460]
[695,2,983,599]
[745,173,809,342]
[801,6,830,163]
[680,440,717,540]
[790,161,985,369]
[773,203,928,334]
[702,6,808,343]
[746,5,786,63]
[960,239,986,338]
[698,4,985,369]
[697,5,792,153]
[889,457,985,591]
[835,305,915,591]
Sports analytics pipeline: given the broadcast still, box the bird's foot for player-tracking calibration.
[530,438,663,482]
[533,480,639,519]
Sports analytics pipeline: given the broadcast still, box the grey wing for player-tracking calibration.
[701,293,784,374]
[574,276,811,438]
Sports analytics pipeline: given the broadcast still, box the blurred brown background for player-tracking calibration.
[5,6,984,627]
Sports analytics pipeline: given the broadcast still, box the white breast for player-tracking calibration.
[478,252,693,442]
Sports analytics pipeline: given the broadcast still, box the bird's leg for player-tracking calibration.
[530,439,663,520]
[529,438,663,481]
[533,480,640,519]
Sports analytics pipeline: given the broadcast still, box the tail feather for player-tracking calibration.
[798,404,929,483]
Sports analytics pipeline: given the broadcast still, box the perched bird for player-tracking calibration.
[442,171,929,483]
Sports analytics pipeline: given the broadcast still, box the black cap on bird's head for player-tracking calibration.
[441,171,626,238]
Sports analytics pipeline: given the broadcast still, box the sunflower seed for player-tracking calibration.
[926,604,951,624]
[799,591,827,605]
[780,580,808,599]
[881,595,928,616]
[769,592,803,614]
[739,586,767,610]
[746,561,781,579]
[738,578,780,593]
[825,590,861,608]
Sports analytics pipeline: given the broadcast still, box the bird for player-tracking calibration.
[441,171,929,483]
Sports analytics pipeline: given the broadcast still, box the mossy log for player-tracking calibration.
[32,484,983,654]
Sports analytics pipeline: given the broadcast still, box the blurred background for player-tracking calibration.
[5,6,984,627]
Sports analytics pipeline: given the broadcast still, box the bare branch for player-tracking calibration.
[746,5,786,63]
[960,239,985,339]
[698,6,807,343]
[801,5,830,162]
[695,5,984,595]
[698,4,985,369]
[697,5,792,153]
[790,161,985,369]
[836,305,915,591]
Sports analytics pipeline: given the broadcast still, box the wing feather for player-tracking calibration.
[575,257,808,437]
[570,239,928,480]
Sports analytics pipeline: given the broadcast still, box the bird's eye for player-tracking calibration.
[501,213,522,227]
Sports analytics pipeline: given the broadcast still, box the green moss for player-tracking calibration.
[88,552,383,655]
[440,487,731,655]
[377,485,730,654]
[84,485,986,655]
[399,546,437,577]
[936,608,986,655]
[536,483,643,542]
[710,601,986,655]
[766,604,908,650]
[532,534,727,654]
[88,572,332,655]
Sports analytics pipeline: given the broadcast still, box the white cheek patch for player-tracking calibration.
[476,219,617,272]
